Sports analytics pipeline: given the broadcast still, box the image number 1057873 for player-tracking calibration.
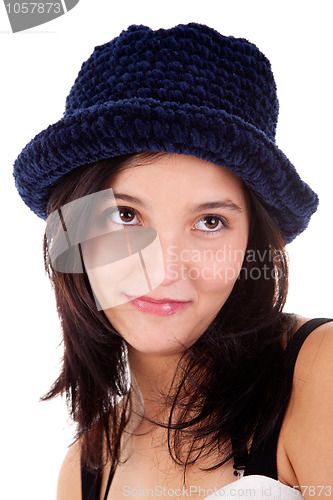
[5,2,61,14]
[3,0,80,33]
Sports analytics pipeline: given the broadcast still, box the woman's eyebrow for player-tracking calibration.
[105,192,242,213]
[104,192,150,208]
[188,200,243,213]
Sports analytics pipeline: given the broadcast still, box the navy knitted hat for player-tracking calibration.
[13,22,318,243]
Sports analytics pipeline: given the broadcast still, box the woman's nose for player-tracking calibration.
[119,226,192,291]
[154,234,189,287]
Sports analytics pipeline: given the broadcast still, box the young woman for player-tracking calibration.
[13,23,333,499]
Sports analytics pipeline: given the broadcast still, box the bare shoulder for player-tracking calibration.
[289,315,333,384]
[282,315,333,492]
[56,438,82,500]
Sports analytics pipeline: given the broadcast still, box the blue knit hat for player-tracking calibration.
[13,22,318,243]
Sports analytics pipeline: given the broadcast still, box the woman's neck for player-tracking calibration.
[127,346,184,424]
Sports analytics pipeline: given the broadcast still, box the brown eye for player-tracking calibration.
[119,208,135,223]
[193,215,226,233]
[103,206,140,226]
[203,216,220,230]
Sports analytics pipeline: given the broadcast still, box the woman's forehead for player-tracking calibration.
[107,153,246,204]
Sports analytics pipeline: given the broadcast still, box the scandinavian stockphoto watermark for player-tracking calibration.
[121,483,316,497]
[165,245,284,282]
[3,0,79,33]
[45,189,284,312]
[123,485,261,497]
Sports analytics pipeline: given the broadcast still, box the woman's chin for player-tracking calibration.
[121,324,196,356]
[126,340,188,357]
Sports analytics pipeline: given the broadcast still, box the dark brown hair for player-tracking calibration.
[42,151,296,481]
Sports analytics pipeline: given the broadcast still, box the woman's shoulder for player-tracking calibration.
[56,396,131,500]
[56,437,82,500]
[282,314,333,491]
[287,314,333,382]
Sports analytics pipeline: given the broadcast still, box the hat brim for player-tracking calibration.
[13,98,318,243]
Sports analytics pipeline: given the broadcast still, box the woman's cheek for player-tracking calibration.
[186,239,246,287]
[82,226,165,311]
[195,256,244,291]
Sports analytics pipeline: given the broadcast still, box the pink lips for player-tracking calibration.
[124,294,191,316]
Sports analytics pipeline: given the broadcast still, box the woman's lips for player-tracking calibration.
[124,294,191,316]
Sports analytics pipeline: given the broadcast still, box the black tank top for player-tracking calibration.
[81,318,333,500]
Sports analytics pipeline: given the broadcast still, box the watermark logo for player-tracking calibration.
[3,0,79,33]
[45,188,165,311]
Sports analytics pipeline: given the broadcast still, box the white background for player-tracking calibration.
[1,1,332,498]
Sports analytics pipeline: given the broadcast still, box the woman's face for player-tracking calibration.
[83,153,250,356]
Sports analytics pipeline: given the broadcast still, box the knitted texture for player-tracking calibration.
[13,22,318,243]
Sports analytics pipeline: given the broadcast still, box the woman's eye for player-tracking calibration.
[103,206,140,226]
[193,215,226,233]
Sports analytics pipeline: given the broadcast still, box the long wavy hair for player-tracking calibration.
[42,151,297,480]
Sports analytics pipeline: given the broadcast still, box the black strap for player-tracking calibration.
[242,317,333,478]
[231,428,250,476]
[81,462,101,500]
[81,459,117,500]
[102,461,117,500]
